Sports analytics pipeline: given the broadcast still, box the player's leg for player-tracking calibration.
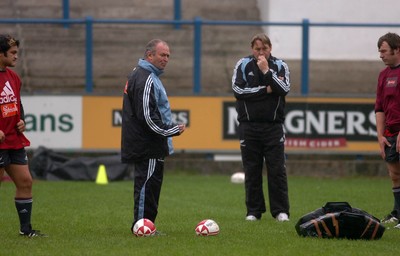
[382,135,400,224]
[241,139,266,220]
[264,143,290,220]
[0,149,6,186]
[6,163,34,234]
[6,164,33,197]
[387,162,400,220]
[5,148,45,237]
[132,161,146,229]
[132,158,164,227]
[144,158,164,222]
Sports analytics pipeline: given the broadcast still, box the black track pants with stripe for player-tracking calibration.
[132,158,164,225]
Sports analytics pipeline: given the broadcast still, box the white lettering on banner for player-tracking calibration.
[227,107,239,135]
[171,111,189,126]
[112,110,190,127]
[369,111,377,137]
[284,110,375,136]
[305,111,325,134]
[327,111,345,135]
[285,138,346,148]
[346,111,367,135]
[112,110,122,126]
[223,102,376,142]
[285,110,303,134]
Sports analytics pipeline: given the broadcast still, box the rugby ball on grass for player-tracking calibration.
[195,219,220,236]
[230,172,245,184]
[133,218,156,237]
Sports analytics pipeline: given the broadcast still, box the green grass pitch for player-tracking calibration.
[1,173,400,255]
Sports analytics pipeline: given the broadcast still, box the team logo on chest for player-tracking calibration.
[1,81,18,118]
[385,77,398,87]
[0,81,17,104]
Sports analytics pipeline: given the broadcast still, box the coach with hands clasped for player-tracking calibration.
[232,33,290,222]
[121,39,185,234]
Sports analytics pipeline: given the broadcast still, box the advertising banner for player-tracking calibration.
[21,96,379,154]
[222,97,378,153]
[284,98,378,153]
[23,96,82,149]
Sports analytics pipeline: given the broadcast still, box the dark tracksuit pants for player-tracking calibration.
[131,158,164,226]
[239,122,290,219]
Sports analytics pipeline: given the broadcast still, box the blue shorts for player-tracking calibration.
[385,136,400,163]
[0,148,28,168]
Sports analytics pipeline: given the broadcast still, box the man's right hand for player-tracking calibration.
[178,124,186,134]
[378,135,390,159]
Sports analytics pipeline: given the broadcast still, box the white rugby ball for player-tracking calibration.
[230,172,245,184]
[195,219,220,236]
[133,218,156,237]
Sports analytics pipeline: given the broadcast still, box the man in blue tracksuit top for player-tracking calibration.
[121,39,185,234]
[232,33,290,222]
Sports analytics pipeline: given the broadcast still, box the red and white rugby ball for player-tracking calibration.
[195,219,220,236]
[133,218,156,237]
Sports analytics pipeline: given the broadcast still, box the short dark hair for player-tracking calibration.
[144,39,168,58]
[250,33,272,48]
[0,34,19,55]
[377,32,400,50]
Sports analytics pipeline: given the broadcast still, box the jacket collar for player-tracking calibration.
[138,59,164,76]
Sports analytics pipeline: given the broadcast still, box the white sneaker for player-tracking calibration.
[381,214,398,224]
[245,215,259,221]
[276,213,289,222]
[394,223,400,229]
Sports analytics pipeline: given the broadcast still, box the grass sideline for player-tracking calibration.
[1,174,400,256]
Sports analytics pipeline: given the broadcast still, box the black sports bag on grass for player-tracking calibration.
[295,202,385,240]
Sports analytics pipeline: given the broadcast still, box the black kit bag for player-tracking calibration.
[295,202,385,240]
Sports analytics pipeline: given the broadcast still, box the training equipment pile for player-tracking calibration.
[295,202,385,240]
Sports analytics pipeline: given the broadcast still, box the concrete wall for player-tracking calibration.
[0,0,396,96]
[0,0,262,95]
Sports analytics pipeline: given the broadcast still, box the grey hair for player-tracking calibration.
[144,39,168,58]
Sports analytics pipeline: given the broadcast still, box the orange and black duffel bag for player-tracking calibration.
[295,202,385,240]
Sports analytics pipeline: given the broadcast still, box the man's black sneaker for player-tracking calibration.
[19,229,47,238]
[381,214,399,224]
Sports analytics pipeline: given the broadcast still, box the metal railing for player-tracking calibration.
[1,16,400,94]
